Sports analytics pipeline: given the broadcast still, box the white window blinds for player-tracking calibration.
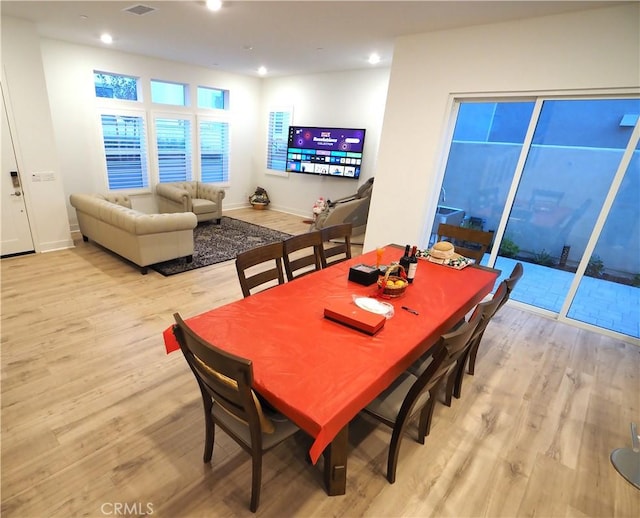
[199,120,229,183]
[267,110,291,171]
[155,117,193,183]
[100,113,149,190]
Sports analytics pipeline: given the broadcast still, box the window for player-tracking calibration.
[199,119,229,183]
[151,80,187,106]
[99,112,149,190]
[197,86,227,110]
[94,71,139,101]
[155,117,193,183]
[267,110,291,170]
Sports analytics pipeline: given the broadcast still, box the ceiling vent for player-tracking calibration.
[123,4,156,16]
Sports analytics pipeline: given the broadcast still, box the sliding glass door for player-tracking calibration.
[430,95,639,339]
[566,136,639,337]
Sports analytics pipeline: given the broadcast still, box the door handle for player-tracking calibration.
[10,191,22,197]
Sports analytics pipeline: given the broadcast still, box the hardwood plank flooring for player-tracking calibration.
[1,208,638,517]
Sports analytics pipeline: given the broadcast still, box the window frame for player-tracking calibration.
[97,107,151,193]
[152,112,195,184]
[197,85,229,110]
[197,114,230,185]
[150,79,189,106]
[266,108,292,173]
[93,70,141,102]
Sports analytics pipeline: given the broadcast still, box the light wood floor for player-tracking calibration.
[1,208,638,517]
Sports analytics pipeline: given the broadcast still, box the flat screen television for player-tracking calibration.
[286,126,366,179]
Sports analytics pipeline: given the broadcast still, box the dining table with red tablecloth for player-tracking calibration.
[162,244,499,496]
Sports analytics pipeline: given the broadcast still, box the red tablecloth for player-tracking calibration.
[163,246,498,464]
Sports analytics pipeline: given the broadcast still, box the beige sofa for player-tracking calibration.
[155,181,225,223]
[70,193,198,274]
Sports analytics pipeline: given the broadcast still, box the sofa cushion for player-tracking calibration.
[191,198,216,215]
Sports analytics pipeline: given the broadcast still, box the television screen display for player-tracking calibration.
[286,126,366,179]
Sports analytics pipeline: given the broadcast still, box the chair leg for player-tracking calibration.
[444,372,455,407]
[453,352,470,400]
[387,423,407,484]
[249,452,263,512]
[467,333,484,375]
[202,397,214,463]
[418,397,436,442]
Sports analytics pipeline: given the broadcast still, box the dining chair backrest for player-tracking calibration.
[436,223,494,264]
[433,309,482,383]
[282,231,324,281]
[469,280,509,342]
[173,312,261,437]
[463,262,523,376]
[172,312,299,512]
[497,261,524,311]
[319,223,353,267]
[235,241,286,298]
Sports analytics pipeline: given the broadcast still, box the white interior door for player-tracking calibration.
[1,85,34,256]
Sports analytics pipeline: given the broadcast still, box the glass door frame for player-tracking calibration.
[430,89,640,344]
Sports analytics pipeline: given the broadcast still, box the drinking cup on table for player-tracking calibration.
[376,247,385,269]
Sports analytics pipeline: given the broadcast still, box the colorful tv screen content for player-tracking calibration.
[286,126,366,179]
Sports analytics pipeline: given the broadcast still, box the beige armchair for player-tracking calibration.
[156,181,225,223]
[310,178,374,236]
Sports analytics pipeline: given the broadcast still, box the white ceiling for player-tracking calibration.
[1,1,624,77]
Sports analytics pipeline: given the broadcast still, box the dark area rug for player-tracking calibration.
[150,216,291,276]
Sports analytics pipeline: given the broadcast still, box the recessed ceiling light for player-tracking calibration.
[368,53,381,65]
[206,0,223,11]
[257,66,267,76]
[100,33,113,44]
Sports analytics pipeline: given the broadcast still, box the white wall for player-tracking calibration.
[1,17,73,252]
[365,3,640,252]
[38,39,262,224]
[4,4,638,254]
[258,68,390,218]
[16,34,389,230]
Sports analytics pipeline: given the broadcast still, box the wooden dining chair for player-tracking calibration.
[446,281,509,403]
[362,311,481,484]
[282,231,323,281]
[436,223,494,263]
[319,223,352,267]
[495,261,524,313]
[235,241,285,298]
[172,313,300,513]
[465,261,524,376]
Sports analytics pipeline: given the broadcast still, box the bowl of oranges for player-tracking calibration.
[377,263,408,298]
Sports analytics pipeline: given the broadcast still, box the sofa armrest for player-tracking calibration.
[196,183,226,204]
[156,183,191,212]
